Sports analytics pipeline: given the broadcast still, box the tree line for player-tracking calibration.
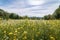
[0,9,20,20]
[0,9,41,20]
[0,6,60,20]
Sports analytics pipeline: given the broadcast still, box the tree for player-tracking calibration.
[9,13,20,19]
[19,16,23,19]
[0,9,4,18]
[4,12,9,20]
[0,9,9,20]
[44,14,53,20]
[53,6,60,19]
[23,16,29,19]
[44,15,49,20]
[9,13,15,19]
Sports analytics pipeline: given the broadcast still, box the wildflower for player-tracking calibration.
[50,36,54,38]
[17,28,20,29]
[32,38,34,40]
[9,32,13,35]
[4,31,6,33]
[13,39,18,40]
[13,39,16,40]
[23,31,27,34]
[15,30,17,33]
[50,36,55,40]
[23,36,27,39]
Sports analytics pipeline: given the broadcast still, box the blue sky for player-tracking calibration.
[0,0,60,17]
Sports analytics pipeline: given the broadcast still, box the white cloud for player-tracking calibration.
[0,0,59,17]
[27,0,45,5]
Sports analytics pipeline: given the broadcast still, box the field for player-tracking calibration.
[0,20,60,40]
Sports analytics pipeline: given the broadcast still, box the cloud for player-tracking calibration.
[27,0,45,5]
[0,0,59,17]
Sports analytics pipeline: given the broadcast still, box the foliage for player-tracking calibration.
[0,9,20,20]
[53,6,60,19]
[44,14,54,20]
[9,13,20,19]
[0,9,9,20]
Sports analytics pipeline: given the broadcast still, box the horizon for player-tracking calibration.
[0,0,60,17]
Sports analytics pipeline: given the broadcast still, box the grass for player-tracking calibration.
[0,19,60,40]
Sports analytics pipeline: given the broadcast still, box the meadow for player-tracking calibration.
[0,20,60,40]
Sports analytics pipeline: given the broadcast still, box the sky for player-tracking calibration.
[0,0,60,17]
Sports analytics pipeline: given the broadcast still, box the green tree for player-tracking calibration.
[53,6,60,19]
[23,16,29,19]
[44,15,49,20]
[9,13,20,19]
[44,14,53,20]
[0,9,9,20]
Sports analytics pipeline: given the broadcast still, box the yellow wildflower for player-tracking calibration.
[9,32,13,35]
[24,31,27,34]
[23,36,27,39]
[50,36,55,40]
[18,28,20,29]
[4,31,6,33]
[15,30,17,33]
[32,38,34,40]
